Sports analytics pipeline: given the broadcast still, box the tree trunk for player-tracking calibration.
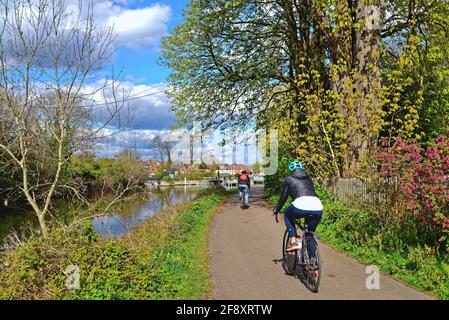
[348,0,386,176]
[330,0,357,177]
[159,151,164,164]
[37,214,48,238]
[333,0,386,177]
[167,149,172,164]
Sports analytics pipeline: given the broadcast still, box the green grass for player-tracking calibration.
[266,188,449,300]
[0,188,231,300]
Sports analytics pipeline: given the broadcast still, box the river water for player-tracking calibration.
[0,186,207,243]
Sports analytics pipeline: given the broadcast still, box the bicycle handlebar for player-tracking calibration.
[272,208,279,223]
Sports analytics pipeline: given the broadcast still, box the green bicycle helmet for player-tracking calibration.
[288,160,304,172]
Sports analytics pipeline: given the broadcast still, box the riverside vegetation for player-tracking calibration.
[0,188,230,299]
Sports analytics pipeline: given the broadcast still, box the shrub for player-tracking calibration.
[266,186,449,299]
[316,196,449,299]
[68,153,148,195]
[375,130,449,250]
[0,190,229,300]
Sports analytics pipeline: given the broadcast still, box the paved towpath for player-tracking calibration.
[208,186,434,300]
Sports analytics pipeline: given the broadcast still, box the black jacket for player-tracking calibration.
[276,168,317,212]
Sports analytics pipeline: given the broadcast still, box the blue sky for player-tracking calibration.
[110,0,188,84]
[87,0,259,165]
[86,0,188,158]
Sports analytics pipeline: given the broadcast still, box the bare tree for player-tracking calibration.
[64,148,147,229]
[148,135,175,165]
[0,0,129,237]
[149,136,165,163]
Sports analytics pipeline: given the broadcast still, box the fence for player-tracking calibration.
[326,177,399,204]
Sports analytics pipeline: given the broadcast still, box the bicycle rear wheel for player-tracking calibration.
[301,236,321,293]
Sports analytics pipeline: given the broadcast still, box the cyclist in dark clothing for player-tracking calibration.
[273,161,323,251]
[238,170,250,209]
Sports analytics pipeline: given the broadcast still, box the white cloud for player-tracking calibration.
[0,1,171,71]
[84,80,176,130]
[80,79,179,160]
[95,128,170,159]
[87,1,172,50]
[109,5,171,49]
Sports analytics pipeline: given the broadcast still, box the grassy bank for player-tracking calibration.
[0,188,230,300]
[266,188,449,300]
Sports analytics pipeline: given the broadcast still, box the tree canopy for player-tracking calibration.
[161,0,449,178]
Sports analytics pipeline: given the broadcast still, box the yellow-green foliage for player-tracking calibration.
[265,60,384,179]
[162,0,449,179]
[68,151,148,191]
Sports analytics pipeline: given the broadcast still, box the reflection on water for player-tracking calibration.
[0,207,36,244]
[0,186,206,242]
[92,186,205,237]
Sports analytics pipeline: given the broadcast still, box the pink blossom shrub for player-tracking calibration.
[375,131,449,250]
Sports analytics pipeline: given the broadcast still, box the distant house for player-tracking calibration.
[230,164,252,173]
[216,164,253,176]
[163,168,176,178]
[144,161,160,176]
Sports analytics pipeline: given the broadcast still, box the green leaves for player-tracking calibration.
[0,191,229,300]
[162,0,449,179]
[311,187,449,299]
[161,0,293,130]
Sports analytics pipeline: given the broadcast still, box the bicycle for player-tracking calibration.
[274,210,322,293]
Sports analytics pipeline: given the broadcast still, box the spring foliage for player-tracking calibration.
[161,0,449,178]
[0,190,228,299]
[375,131,449,250]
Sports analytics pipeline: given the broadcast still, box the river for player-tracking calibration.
[0,186,207,243]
